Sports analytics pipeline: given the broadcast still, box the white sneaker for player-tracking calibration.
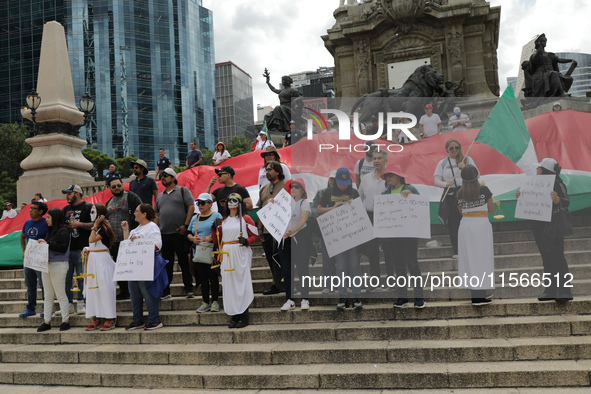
[77,300,86,315]
[322,288,330,294]
[280,300,296,311]
[452,254,458,259]
[57,303,75,317]
[301,299,310,310]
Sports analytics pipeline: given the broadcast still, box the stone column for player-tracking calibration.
[444,20,465,88]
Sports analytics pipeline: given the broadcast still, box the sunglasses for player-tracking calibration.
[217,172,228,176]
[161,173,173,178]
[290,184,302,189]
[196,201,210,206]
[111,184,123,188]
[448,146,460,151]
[29,207,39,210]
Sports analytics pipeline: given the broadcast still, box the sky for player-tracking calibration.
[203,0,591,115]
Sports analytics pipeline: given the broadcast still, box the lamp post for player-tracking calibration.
[79,92,95,126]
[23,91,94,134]
[25,90,42,123]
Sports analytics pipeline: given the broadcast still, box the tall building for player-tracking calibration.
[215,61,254,141]
[289,67,335,97]
[556,52,591,97]
[0,0,217,169]
[507,76,517,93]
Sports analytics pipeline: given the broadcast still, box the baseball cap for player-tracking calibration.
[289,120,296,124]
[327,119,334,125]
[364,140,377,149]
[215,166,235,177]
[538,158,558,173]
[196,193,213,202]
[335,167,352,186]
[329,170,337,179]
[553,102,561,107]
[162,168,176,178]
[424,104,433,109]
[62,185,83,195]
[453,106,461,114]
[5,202,12,206]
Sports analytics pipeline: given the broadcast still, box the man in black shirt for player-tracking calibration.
[130,159,159,205]
[206,165,252,212]
[61,184,93,315]
[155,149,172,180]
[104,164,121,189]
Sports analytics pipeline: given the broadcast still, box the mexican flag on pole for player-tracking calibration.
[250,121,270,150]
[473,84,539,175]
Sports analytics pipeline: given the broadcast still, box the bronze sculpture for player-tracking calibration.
[263,69,302,132]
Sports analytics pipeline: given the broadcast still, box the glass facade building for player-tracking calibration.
[556,52,591,97]
[0,0,217,169]
[215,61,254,141]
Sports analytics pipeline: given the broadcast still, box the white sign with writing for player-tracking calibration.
[114,239,155,281]
[257,188,292,243]
[23,241,49,273]
[514,175,555,222]
[373,194,431,239]
[316,198,373,258]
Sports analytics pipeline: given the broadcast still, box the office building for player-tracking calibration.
[289,67,335,97]
[215,61,254,141]
[556,52,591,97]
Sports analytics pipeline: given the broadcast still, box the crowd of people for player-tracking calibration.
[14,136,573,332]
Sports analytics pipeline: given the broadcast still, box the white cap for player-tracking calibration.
[163,168,177,178]
[538,158,558,173]
[553,102,561,107]
[327,119,334,125]
[453,106,461,113]
[329,170,337,178]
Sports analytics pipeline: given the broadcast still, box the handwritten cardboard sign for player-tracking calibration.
[373,194,431,239]
[514,175,555,222]
[257,188,292,243]
[114,239,155,281]
[24,241,49,273]
[316,198,373,258]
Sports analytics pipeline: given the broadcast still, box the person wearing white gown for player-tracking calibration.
[211,193,258,329]
[83,204,118,331]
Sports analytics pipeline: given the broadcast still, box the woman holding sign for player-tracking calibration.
[37,208,71,332]
[84,204,117,331]
[317,167,363,310]
[456,165,494,306]
[516,158,573,302]
[211,193,258,329]
[122,203,167,330]
[434,138,477,259]
[380,164,425,309]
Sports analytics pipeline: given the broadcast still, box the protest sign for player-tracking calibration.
[514,175,555,222]
[257,188,292,243]
[373,194,431,239]
[23,241,49,273]
[316,198,373,258]
[114,239,155,281]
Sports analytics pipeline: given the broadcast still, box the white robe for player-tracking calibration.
[458,205,495,290]
[84,239,117,319]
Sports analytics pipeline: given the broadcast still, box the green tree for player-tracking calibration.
[201,149,214,166]
[82,148,115,181]
[0,124,32,207]
[224,136,252,158]
[115,156,139,178]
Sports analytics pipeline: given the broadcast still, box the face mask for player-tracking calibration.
[228,198,240,209]
[90,205,97,222]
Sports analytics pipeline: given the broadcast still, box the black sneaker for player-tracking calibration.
[228,316,240,328]
[353,298,363,309]
[125,322,145,331]
[471,298,492,306]
[144,322,163,330]
[262,285,280,295]
[59,322,71,331]
[414,298,426,309]
[116,293,130,300]
[37,323,51,332]
[336,298,348,310]
[394,298,410,308]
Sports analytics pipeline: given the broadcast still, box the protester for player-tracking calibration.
[419,104,441,138]
[19,201,48,318]
[156,149,172,180]
[258,146,291,189]
[456,165,494,305]
[104,164,120,188]
[188,193,222,313]
[211,193,258,329]
[34,193,48,202]
[1,202,17,220]
[279,178,312,311]
[552,102,562,112]
[62,184,93,315]
[317,167,362,310]
[254,131,275,151]
[284,120,303,147]
[322,119,337,133]
[354,141,377,189]
[396,117,415,143]
[447,106,472,132]
[213,142,231,165]
[206,166,253,212]
[130,159,158,205]
[105,177,142,300]
[36,208,71,332]
[83,204,118,331]
[516,158,573,302]
[381,164,425,308]
[154,168,195,298]
[186,142,203,169]
[122,204,168,330]
[257,161,287,295]
[434,138,477,259]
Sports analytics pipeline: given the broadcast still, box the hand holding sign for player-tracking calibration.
[114,239,156,281]
[24,241,49,273]
[514,175,555,222]
[257,188,291,243]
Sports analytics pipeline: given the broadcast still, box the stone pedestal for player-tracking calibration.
[17,133,93,203]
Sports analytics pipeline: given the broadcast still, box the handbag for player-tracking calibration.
[437,158,459,225]
[193,242,214,264]
[544,205,574,239]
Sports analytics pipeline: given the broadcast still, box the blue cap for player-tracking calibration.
[335,167,352,186]
[196,193,213,202]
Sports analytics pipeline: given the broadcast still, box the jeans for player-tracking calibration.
[66,250,84,303]
[335,247,361,297]
[129,280,161,324]
[161,233,193,295]
[24,267,44,311]
[42,261,70,323]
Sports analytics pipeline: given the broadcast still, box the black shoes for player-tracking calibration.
[37,323,51,332]
[228,315,240,328]
[262,285,280,295]
[116,293,130,300]
[59,322,71,331]
[235,313,249,329]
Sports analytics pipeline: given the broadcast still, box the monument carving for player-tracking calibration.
[263,69,303,132]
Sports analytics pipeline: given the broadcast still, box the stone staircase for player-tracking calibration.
[0,216,590,391]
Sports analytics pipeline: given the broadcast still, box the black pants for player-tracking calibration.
[194,261,219,303]
[383,238,423,298]
[357,212,381,277]
[161,233,193,295]
[278,230,311,301]
[262,233,282,287]
[110,241,129,296]
[447,200,462,255]
[533,225,572,297]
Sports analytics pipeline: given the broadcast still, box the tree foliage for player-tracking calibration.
[0,124,32,207]
[82,147,137,181]
[225,136,252,158]
[201,149,214,166]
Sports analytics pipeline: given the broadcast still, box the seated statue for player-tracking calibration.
[263,69,302,132]
[522,34,577,98]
